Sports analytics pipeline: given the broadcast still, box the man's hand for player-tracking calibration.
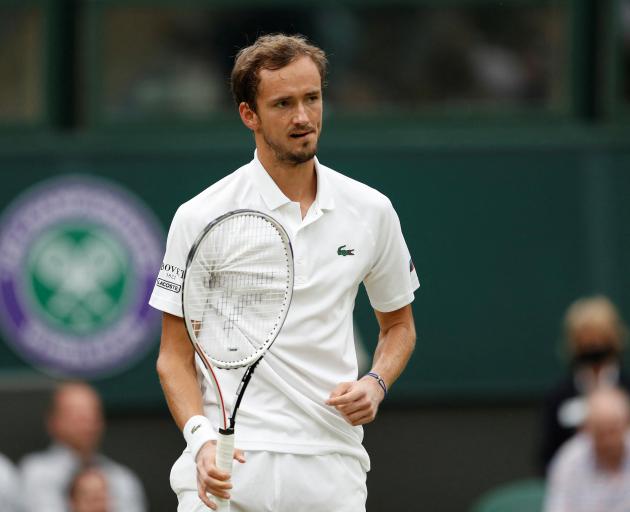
[326,376,385,426]
[196,441,246,510]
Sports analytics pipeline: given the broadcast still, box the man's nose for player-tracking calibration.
[292,102,309,125]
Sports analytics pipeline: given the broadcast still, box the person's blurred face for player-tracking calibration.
[48,384,104,458]
[571,324,620,366]
[590,413,627,469]
[70,470,109,512]
[242,56,323,165]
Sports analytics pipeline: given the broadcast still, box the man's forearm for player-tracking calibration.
[157,352,203,430]
[327,305,415,425]
[371,305,416,389]
[157,313,205,431]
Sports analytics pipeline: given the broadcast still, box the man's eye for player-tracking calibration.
[275,101,287,108]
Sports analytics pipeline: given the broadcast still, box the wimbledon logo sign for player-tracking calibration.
[0,176,164,377]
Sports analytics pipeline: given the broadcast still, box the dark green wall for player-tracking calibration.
[0,126,628,407]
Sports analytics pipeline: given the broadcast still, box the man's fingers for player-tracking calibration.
[213,489,231,500]
[199,461,232,483]
[195,439,239,506]
[197,481,217,510]
[328,379,383,425]
[199,473,232,491]
[327,381,353,400]
[338,404,374,425]
[197,460,233,504]
[327,386,362,406]
[198,464,232,487]
[199,474,231,500]
[234,448,246,463]
[346,408,375,425]
[351,413,374,426]
[336,394,372,414]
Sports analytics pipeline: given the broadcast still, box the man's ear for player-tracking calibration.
[239,102,259,131]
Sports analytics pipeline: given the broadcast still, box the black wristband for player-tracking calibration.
[366,372,387,396]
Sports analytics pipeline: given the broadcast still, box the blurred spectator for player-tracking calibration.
[19,382,146,512]
[68,467,110,512]
[0,452,20,512]
[539,295,630,473]
[543,387,630,512]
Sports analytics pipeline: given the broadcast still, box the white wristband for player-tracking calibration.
[183,415,215,461]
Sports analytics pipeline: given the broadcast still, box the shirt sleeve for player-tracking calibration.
[148,206,196,317]
[363,197,419,312]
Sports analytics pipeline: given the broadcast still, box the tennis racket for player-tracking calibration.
[181,209,293,511]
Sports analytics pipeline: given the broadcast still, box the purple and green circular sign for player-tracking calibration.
[0,176,164,377]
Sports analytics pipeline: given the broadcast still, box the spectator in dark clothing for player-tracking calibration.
[539,295,630,473]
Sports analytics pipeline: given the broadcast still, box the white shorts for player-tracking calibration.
[171,449,367,512]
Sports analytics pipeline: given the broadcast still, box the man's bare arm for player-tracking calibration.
[327,304,416,425]
[156,312,242,509]
[371,304,416,390]
[156,312,203,429]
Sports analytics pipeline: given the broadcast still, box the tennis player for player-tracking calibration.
[150,33,419,512]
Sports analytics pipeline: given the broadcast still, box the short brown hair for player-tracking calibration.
[230,34,328,110]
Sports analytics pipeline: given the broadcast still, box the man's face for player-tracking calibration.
[70,471,109,512]
[48,385,104,457]
[250,56,323,165]
[590,414,627,467]
[573,325,617,353]
[571,324,620,366]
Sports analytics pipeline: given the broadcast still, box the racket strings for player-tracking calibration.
[184,213,291,367]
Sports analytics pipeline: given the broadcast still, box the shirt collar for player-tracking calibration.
[248,150,335,211]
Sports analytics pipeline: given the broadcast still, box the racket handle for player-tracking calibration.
[215,428,235,512]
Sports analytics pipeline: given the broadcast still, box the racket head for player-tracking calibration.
[182,210,293,370]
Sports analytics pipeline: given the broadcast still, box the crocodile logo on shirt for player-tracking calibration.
[191,424,202,435]
[337,245,355,256]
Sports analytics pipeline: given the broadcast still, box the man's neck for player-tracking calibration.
[54,441,97,464]
[257,145,317,218]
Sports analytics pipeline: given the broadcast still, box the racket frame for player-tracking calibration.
[180,209,294,509]
[182,209,294,369]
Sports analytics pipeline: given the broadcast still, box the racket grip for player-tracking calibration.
[215,428,235,512]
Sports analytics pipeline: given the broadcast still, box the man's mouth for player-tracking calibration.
[290,131,313,139]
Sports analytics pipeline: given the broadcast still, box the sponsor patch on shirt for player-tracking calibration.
[156,278,181,293]
[160,263,185,280]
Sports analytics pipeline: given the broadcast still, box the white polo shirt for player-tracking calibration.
[149,152,419,471]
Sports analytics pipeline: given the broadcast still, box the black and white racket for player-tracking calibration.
[181,209,293,511]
